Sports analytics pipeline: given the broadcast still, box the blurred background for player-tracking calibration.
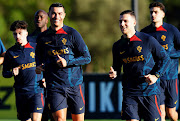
[1,0,180,120]
[0,0,180,72]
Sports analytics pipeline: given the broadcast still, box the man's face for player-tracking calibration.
[119,14,136,35]
[48,7,66,27]
[150,7,165,23]
[13,29,28,45]
[34,11,48,28]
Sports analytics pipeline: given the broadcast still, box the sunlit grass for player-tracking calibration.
[0,119,179,121]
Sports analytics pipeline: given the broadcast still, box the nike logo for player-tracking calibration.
[175,100,178,104]
[13,56,19,58]
[45,41,52,44]
[155,118,159,121]
[120,51,125,54]
[37,107,42,110]
[79,106,84,110]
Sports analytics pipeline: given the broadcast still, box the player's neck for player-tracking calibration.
[20,40,28,46]
[51,23,63,31]
[40,26,47,33]
[123,29,136,39]
[36,26,47,33]
[153,21,163,28]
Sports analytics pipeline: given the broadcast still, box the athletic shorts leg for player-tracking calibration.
[67,84,85,114]
[30,92,45,113]
[122,95,161,121]
[48,91,68,113]
[121,95,140,120]
[48,84,85,114]
[16,92,45,120]
[165,79,179,108]
[140,95,161,121]
[160,80,166,105]
[15,93,31,120]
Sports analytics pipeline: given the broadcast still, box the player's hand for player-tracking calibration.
[144,74,158,85]
[42,78,46,88]
[109,66,117,79]
[35,64,45,74]
[13,66,21,76]
[57,54,67,68]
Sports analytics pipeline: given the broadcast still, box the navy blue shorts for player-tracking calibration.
[122,95,161,121]
[160,79,179,108]
[48,84,85,114]
[15,92,45,120]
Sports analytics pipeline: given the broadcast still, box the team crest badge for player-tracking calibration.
[62,38,67,45]
[161,35,166,41]
[30,52,35,58]
[137,45,142,53]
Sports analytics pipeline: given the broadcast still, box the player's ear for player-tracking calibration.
[132,15,136,26]
[134,19,136,26]
[48,12,50,18]
[46,19,48,24]
[162,12,165,18]
[26,30,28,36]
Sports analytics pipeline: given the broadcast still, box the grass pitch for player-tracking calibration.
[0,119,128,121]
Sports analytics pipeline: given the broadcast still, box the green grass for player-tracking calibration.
[0,119,131,121]
[0,119,180,121]
[0,119,123,121]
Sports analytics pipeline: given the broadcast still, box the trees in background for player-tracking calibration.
[0,0,73,48]
[71,0,151,72]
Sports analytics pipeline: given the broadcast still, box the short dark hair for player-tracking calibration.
[120,10,136,19]
[49,3,65,12]
[10,20,28,31]
[35,9,48,17]
[149,2,165,13]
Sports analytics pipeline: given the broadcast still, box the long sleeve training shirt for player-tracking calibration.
[112,31,170,96]
[35,25,91,92]
[3,42,43,94]
[141,22,180,81]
